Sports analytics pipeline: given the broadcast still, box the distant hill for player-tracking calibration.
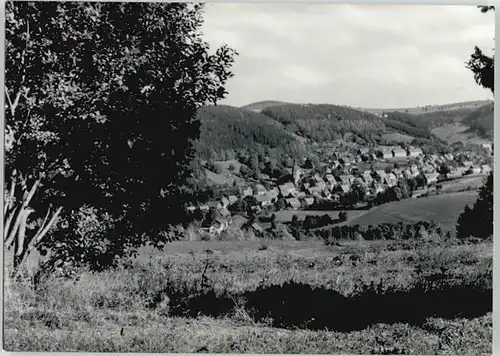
[194,105,304,161]
[358,100,493,116]
[260,103,442,144]
[240,100,291,113]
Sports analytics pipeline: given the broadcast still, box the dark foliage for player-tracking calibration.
[194,105,305,161]
[5,2,236,271]
[456,173,493,239]
[262,103,386,142]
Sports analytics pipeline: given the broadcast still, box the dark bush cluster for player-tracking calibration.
[315,220,446,244]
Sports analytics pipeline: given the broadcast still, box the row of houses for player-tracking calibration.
[189,146,492,219]
[375,146,423,160]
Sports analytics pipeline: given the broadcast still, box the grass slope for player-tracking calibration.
[4,239,492,353]
[348,191,479,231]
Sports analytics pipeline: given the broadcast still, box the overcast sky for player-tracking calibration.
[201,4,495,109]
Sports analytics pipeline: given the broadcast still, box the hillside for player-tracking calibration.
[261,103,389,143]
[430,103,493,144]
[348,191,479,232]
[194,105,304,161]
[461,103,494,139]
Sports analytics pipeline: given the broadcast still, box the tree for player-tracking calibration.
[466,7,494,94]
[303,158,314,169]
[455,7,494,240]
[457,173,493,239]
[5,2,236,273]
[438,165,451,175]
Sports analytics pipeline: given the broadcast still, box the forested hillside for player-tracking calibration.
[261,104,387,143]
[462,103,494,139]
[194,105,305,161]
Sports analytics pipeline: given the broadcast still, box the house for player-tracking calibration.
[371,153,378,161]
[380,150,393,160]
[279,182,296,197]
[186,206,196,212]
[481,143,493,151]
[339,184,350,194]
[209,218,228,235]
[208,201,223,210]
[228,195,238,205]
[362,171,373,184]
[221,197,230,209]
[461,161,473,168]
[385,173,398,187]
[199,205,209,212]
[314,180,327,191]
[423,172,439,186]
[357,147,370,156]
[241,186,253,197]
[325,174,337,184]
[332,160,341,168]
[307,186,324,197]
[219,207,231,218]
[423,165,436,173]
[255,184,267,195]
[481,164,492,174]
[304,197,315,206]
[260,173,271,181]
[375,170,388,181]
[268,187,280,199]
[391,147,407,159]
[392,168,403,178]
[469,166,482,175]
[286,198,301,210]
[296,191,306,198]
[256,194,274,207]
[403,169,413,179]
[446,169,462,179]
[407,147,423,158]
[339,174,355,185]
[444,153,454,161]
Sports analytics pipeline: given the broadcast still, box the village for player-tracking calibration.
[187,143,493,236]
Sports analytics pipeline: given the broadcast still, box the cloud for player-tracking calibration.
[280,65,330,87]
[202,4,494,108]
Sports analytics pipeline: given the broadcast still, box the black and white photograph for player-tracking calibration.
[3,1,494,354]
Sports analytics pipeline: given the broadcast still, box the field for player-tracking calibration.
[381,132,415,143]
[348,191,479,231]
[440,175,487,193]
[274,209,366,223]
[213,159,243,174]
[431,123,490,145]
[205,168,244,186]
[4,238,492,353]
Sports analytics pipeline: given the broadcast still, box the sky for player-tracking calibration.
[201,4,495,109]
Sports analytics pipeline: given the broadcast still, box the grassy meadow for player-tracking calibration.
[4,237,492,354]
[348,191,479,231]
